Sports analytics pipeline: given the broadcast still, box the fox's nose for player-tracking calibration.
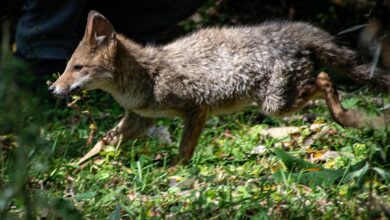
[48,84,56,93]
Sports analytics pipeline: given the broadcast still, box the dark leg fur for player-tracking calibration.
[276,71,365,127]
[176,106,208,165]
[315,72,362,127]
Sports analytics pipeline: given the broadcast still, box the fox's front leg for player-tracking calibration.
[78,111,153,165]
[176,106,208,165]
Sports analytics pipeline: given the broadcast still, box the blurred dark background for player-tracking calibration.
[0,0,388,110]
[1,0,389,82]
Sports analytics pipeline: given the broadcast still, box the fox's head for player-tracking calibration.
[49,10,117,97]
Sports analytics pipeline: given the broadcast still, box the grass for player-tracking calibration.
[2,82,389,218]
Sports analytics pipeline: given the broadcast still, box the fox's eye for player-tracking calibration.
[73,65,84,71]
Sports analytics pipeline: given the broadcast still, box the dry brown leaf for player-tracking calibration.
[302,129,329,149]
[147,126,173,144]
[250,145,267,155]
[169,176,196,189]
[311,150,341,162]
[305,167,322,172]
[271,163,285,173]
[260,126,301,138]
[154,152,169,161]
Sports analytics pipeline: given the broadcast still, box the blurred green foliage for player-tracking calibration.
[0,22,83,219]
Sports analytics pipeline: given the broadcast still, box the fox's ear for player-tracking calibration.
[85,10,116,46]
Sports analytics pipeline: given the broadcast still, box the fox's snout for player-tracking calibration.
[48,83,56,94]
[49,73,82,97]
[48,83,80,97]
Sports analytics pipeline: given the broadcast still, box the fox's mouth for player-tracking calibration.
[68,85,82,95]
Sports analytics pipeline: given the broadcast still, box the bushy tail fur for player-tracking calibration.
[311,41,390,92]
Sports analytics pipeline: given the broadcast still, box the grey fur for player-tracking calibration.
[107,21,388,117]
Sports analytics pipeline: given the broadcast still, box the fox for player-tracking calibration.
[49,10,390,165]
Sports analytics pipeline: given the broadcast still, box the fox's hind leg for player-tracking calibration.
[315,72,363,127]
[273,71,365,127]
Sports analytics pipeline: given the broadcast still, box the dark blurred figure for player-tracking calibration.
[14,0,85,82]
[11,0,205,86]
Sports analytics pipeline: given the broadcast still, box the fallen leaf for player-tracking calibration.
[270,163,285,173]
[309,123,326,131]
[311,151,340,162]
[260,126,301,138]
[154,152,169,161]
[169,176,196,189]
[282,140,296,148]
[250,145,267,155]
[302,125,330,148]
[147,126,172,144]
[305,167,322,172]
[324,160,336,169]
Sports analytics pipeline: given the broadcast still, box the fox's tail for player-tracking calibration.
[310,40,390,92]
